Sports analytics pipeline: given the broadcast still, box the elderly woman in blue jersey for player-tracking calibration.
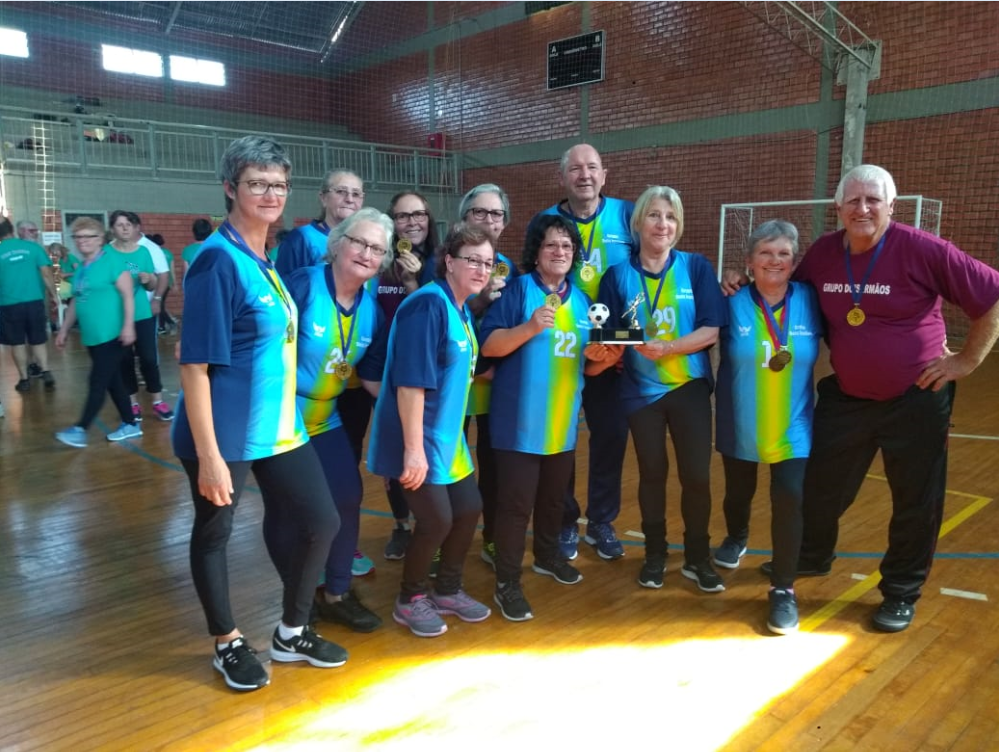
[173,136,345,692]
[281,207,394,634]
[368,222,495,637]
[458,183,519,569]
[598,185,728,594]
[481,214,622,621]
[713,220,822,634]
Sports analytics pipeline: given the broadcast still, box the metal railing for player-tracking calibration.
[0,106,458,191]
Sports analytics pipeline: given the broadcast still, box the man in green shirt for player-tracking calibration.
[0,218,57,391]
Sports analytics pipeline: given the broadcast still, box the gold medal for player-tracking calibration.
[768,348,792,372]
[285,322,295,344]
[396,238,412,254]
[494,261,510,278]
[645,322,659,338]
[335,361,353,380]
[579,265,596,283]
[846,306,866,326]
[545,293,561,310]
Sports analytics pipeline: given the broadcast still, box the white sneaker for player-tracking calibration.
[107,422,143,441]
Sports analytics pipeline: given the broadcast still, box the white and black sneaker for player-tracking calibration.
[213,636,270,692]
[494,581,534,622]
[271,624,348,668]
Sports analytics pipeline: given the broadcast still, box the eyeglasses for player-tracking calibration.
[326,186,364,200]
[467,207,506,222]
[72,234,103,241]
[237,180,292,197]
[453,255,494,272]
[23,228,40,235]
[343,234,387,258]
[393,210,429,223]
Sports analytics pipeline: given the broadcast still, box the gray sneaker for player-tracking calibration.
[107,422,142,442]
[713,537,747,570]
[429,589,491,622]
[767,588,799,634]
[393,595,447,637]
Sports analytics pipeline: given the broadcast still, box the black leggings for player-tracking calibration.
[627,379,714,563]
[120,316,162,395]
[183,442,340,636]
[400,473,481,601]
[78,338,134,429]
[721,455,806,589]
[464,413,498,543]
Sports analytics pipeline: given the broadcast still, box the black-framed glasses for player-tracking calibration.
[453,255,494,272]
[343,234,387,258]
[72,233,103,241]
[237,180,292,197]
[393,210,429,223]
[467,207,507,222]
[326,186,364,200]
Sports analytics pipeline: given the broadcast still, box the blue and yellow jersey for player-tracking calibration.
[715,282,822,463]
[173,229,307,462]
[368,280,477,485]
[481,271,593,455]
[274,221,329,277]
[530,196,635,302]
[285,264,385,437]
[599,251,727,415]
[466,251,518,417]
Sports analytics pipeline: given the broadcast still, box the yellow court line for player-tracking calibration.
[800,484,993,632]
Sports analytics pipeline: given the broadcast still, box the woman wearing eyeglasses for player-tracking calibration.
[375,191,442,561]
[457,183,518,570]
[173,136,344,692]
[482,214,621,621]
[280,208,395,635]
[368,222,495,637]
[53,217,139,447]
[274,169,365,277]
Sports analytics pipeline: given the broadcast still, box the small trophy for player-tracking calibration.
[589,293,646,344]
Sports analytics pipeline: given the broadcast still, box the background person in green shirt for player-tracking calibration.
[0,217,57,392]
[54,217,140,448]
[181,218,213,278]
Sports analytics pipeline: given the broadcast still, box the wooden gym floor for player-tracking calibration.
[1,334,997,751]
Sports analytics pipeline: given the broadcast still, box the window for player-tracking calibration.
[101,44,163,77]
[169,55,226,87]
[0,27,29,58]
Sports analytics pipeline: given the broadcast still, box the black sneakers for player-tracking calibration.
[638,556,667,589]
[271,625,348,668]
[872,598,915,632]
[213,636,269,692]
[314,590,383,633]
[680,560,725,593]
[494,581,534,622]
[532,559,583,585]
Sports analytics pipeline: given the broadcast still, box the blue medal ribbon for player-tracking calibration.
[844,231,889,310]
[221,221,296,343]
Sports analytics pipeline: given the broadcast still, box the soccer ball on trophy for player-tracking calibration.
[588,303,610,327]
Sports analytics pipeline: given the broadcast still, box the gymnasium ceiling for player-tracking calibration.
[58,1,363,58]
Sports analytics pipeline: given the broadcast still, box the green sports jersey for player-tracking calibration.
[0,238,52,305]
[108,245,155,321]
[73,251,131,346]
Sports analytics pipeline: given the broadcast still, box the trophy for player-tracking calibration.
[589,293,646,344]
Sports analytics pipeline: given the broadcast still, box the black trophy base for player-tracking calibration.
[590,327,646,345]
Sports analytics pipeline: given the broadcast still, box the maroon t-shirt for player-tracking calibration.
[795,222,999,400]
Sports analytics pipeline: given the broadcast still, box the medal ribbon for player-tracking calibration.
[844,231,888,311]
[333,287,359,368]
[221,221,296,342]
[750,284,790,353]
[75,249,105,298]
[640,263,669,334]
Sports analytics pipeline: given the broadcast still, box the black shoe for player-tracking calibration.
[28,363,42,378]
[314,590,383,633]
[494,581,534,622]
[15,379,30,393]
[271,624,348,668]
[41,371,55,391]
[638,555,667,589]
[213,636,269,692]
[872,598,915,633]
[532,559,583,585]
[681,560,725,593]
[761,559,832,578]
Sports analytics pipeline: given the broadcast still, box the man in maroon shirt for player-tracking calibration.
[778,164,999,632]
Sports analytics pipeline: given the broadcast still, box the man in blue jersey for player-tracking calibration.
[524,144,635,561]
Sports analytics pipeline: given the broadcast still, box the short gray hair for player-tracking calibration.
[834,164,897,205]
[219,136,291,213]
[458,183,510,224]
[748,219,800,258]
[559,143,603,174]
[631,185,684,248]
[327,207,395,273]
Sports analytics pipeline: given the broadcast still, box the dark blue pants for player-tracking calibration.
[120,316,162,395]
[311,426,363,595]
[78,338,134,429]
